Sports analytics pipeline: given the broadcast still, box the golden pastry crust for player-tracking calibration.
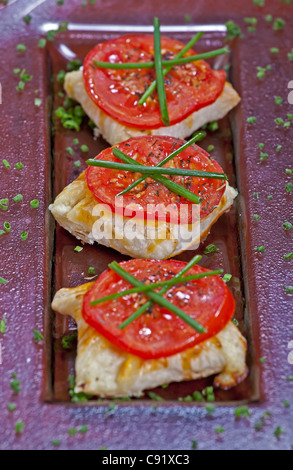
[52,282,248,398]
[49,171,237,259]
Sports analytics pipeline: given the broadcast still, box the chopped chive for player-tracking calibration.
[234,406,251,419]
[274,426,285,439]
[33,329,44,342]
[13,194,23,203]
[0,316,6,333]
[34,97,42,107]
[74,245,83,252]
[56,70,66,83]
[208,121,219,132]
[270,47,279,54]
[16,44,26,51]
[286,169,292,174]
[14,162,24,169]
[284,253,293,260]
[259,152,268,163]
[267,195,273,199]
[255,246,265,253]
[288,49,293,60]
[20,231,28,241]
[0,277,8,284]
[7,403,16,412]
[253,214,260,220]
[265,14,273,22]
[206,145,214,152]
[247,116,257,123]
[147,391,165,401]
[74,160,81,168]
[283,221,292,230]
[66,59,82,72]
[2,159,11,168]
[153,17,169,126]
[88,266,96,275]
[275,96,283,105]
[38,38,47,48]
[23,15,32,24]
[287,113,293,121]
[80,144,89,153]
[15,421,25,434]
[0,199,9,210]
[275,117,284,125]
[204,244,219,254]
[10,377,20,393]
[215,426,225,434]
[258,143,264,149]
[225,20,243,40]
[52,440,61,447]
[283,400,290,409]
[273,18,286,31]
[253,0,264,5]
[30,199,39,208]
[66,147,75,155]
[0,230,5,236]
[4,222,11,232]
[285,183,292,193]
[284,121,291,128]
[205,404,215,414]
[73,138,79,145]
[276,145,282,152]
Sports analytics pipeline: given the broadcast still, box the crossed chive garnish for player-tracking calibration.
[90,254,223,333]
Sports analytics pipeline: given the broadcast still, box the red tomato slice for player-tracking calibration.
[83,34,226,129]
[82,259,235,359]
[85,135,226,224]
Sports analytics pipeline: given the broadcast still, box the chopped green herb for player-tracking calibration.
[259,152,268,163]
[273,18,286,31]
[285,169,292,175]
[223,273,232,283]
[16,44,26,51]
[7,403,16,412]
[284,121,291,128]
[208,121,219,132]
[34,97,42,107]
[287,113,293,121]
[80,144,89,153]
[56,69,66,83]
[283,400,290,408]
[284,253,293,260]
[38,38,47,48]
[88,266,96,275]
[215,426,225,434]
[253,0,265,5]
[74,160,81,168]
[275,117,284,125]
[265,14,273,22]
[284,284,293,294]
[204,244,219,254]
[232,318,239,326]
[57,0,64,4]
[0,230,5,236]
[66,146,75,155]
[15,162,24,169]
[147,391,164,401]
[253,192,259,199]
[62,332,77,349]
[225,20,243,41]
[67,59,82,72]
[30,199,39,208]
[244,17,257,26]
[68,375,92,402]
[270,47,279,54]
[2,159,11,169]
[0,316,6,333]
[13,194,23,203]
[73,138,79,145]
[192,391,205,402]
[20,231,28,241]
[15,421,24,434]
[267,195,273,199]
[68,428,77,436]
[0,199,9,211]
[206,145,214,152]
[247,116,257,123]
[276,145,282,152]
[274,426,285,439]
[286,183,292,193]
[74,245,83,252]
[52,440,61,447]
[235,406,251,419]
[23,15,32,24]
[253,214,260,221]
[260,357,266,363]
[283,221,292,230]
[10,376,20,394]
[205,404,215,414]
[258,143,264,149]
[255,246,265,253]
[288,49,293,60]
[191,440,198,449]
[33,329,44,342]
[275,96,283,105]
[78,425,88,434]
[0,277,8,284]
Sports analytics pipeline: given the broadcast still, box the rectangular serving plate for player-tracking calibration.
[46,24,258,406]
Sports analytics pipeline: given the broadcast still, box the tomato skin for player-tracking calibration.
[83,34,226,129]
[82,259,235,360]
[85,135,226,224]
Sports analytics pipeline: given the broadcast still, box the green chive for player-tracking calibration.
[117,254,202,329]
[222,274,232,283]
[283,221,292,230]
[80,144,89,152]
[21,231,28,241]
[275,117,284,125]
[273,18,286,30]
[38,38,47,48]
[30,199,39,208]
[153,17,169,125]
[90,270,222,306]
[0,316,6,333]
[7,403,16,412]
[15,162,24,169]
[265,14,273,22]
[204,244,219,254]
[225,20,243,41]
[13,194,23,203]
[276,145,282,152]
[0,199,9,211]
[110,261,206,334]
[285,183,292,193]
[270,47,279,54]
[16,44,26,51]
[34,97,42,107]
[234,406,251,419]
[23,15,32,24]
[88,266,96,275]
[259,152,268,163]
[33,329,44,342]
[138,31,204,105]
[74,246,83,252]
[2,159,11,169]
[4,222,11,232]
[111,147,202,204]
[247,116,257,123]
[66,147,75,155]
[208,121,219,132]
[15,421,25,434]
[275,96,283,105]
[253,214,260,220]
[284,253,293,260]
[0,277,8,284]
[87,159,226,180]
[74,160,81,168]
[115,131,206,197]
[255,246,265,252]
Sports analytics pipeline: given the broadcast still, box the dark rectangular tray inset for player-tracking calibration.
[47,28,257,405]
